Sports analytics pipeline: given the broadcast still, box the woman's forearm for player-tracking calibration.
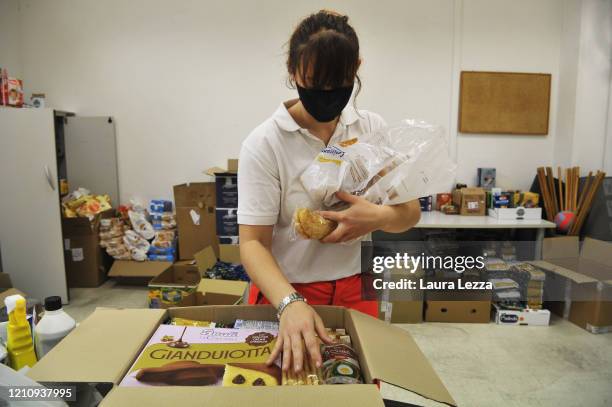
[240,238,295,306]
[378,199,421,233]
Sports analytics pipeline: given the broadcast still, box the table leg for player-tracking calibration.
[535,228,545,260]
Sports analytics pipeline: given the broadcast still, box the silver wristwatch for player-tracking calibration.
[276,292,307,320]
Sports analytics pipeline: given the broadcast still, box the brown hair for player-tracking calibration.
[287,10,361,95]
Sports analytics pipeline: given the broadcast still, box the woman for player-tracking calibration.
[238,10,421,374]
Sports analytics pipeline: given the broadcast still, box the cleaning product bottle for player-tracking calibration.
[34,296,76,358]
[5,294,37,370]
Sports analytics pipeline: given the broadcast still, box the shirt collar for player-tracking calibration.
[273,99,360,132]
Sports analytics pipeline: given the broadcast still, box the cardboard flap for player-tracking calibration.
[529,260,598,284]
[108,261,171,278]
[346,309,456,406]
[543,236,579,259]
[194,246,217,273]
[173,183,216,208]
[27,308,166,384]
[102,383,384,407]
[204,159,238,176]
[581,238,612,267]
[204,166,226,176]
[219,244,241,264]
[197,278,247,298]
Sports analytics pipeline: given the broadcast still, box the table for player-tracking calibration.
[378,211,555,323]
[415,211,556,259]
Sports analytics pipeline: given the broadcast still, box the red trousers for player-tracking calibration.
[248,274,378,318]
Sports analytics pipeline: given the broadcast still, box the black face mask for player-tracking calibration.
[297,84,354,123]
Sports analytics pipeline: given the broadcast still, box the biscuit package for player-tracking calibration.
[293,120,456,240]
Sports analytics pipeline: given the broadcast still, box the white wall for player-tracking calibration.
[17,0,456,202]
[5,0,609,201]
[0,0,22,77]
[456,0,562,190]
[571,0,611,173]
[554,0,582,169]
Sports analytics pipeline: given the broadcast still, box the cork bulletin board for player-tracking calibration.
[458,71,551,135]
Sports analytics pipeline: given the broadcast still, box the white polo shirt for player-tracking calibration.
[237,99,386,283]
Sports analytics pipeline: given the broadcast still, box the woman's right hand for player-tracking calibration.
[266,300,334,372]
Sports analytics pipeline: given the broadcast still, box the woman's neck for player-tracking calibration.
[288,100,339,145]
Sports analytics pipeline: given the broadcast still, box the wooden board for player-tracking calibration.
[458,71,551,135]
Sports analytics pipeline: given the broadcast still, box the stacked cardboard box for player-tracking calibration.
[209,159,239,245]
[452,187,486,216]
[173,183,218,260]
[205,159,241,264]
[62,210,114,287]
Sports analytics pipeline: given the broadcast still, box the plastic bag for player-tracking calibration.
[294,119,456,240]
[128,210,155,240]
[123,230,150,261]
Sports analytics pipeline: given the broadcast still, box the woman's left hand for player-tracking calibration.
[318,191,388,243]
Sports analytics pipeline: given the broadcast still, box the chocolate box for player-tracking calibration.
[27,305,456,406]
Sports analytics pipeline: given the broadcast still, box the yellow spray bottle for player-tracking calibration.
[5,294,37,370]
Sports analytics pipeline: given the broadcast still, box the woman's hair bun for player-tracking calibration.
[319,9,349,22]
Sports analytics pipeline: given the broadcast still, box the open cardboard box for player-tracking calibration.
[147,261,201,309]
[530,236,612,333]
[27,305,456,406]
[108,260,172,285]
[148,246,248,308]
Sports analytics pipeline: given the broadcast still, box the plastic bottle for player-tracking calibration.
[34,296,76,358]
[5,294,37,370]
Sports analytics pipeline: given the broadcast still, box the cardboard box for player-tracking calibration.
[108,261,172,285]
[425,277,492,323]
[205,159,239,208]
[174,183,219,260]
[378,268,424,324]
[148,246,247,308]
[147,261,201,309]
[62,211,114,287]
[187,278,248,306]
[452,187,486,216]
[219,244,241,264]
[418,196,432,212]
[530,236,612,334]
[27,305,456,406]
[215,208,238,237]
[493,304,550,326]
[379,301,423,324]
[488,207,542,220]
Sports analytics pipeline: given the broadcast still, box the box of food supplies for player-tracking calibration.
[27,305,456,407]
[62,210,114,287]
[173,182,219,260]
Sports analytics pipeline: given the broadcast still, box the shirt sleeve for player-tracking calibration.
[237,139,280,225]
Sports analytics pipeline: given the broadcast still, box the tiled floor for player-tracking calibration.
[66,281,612,407]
